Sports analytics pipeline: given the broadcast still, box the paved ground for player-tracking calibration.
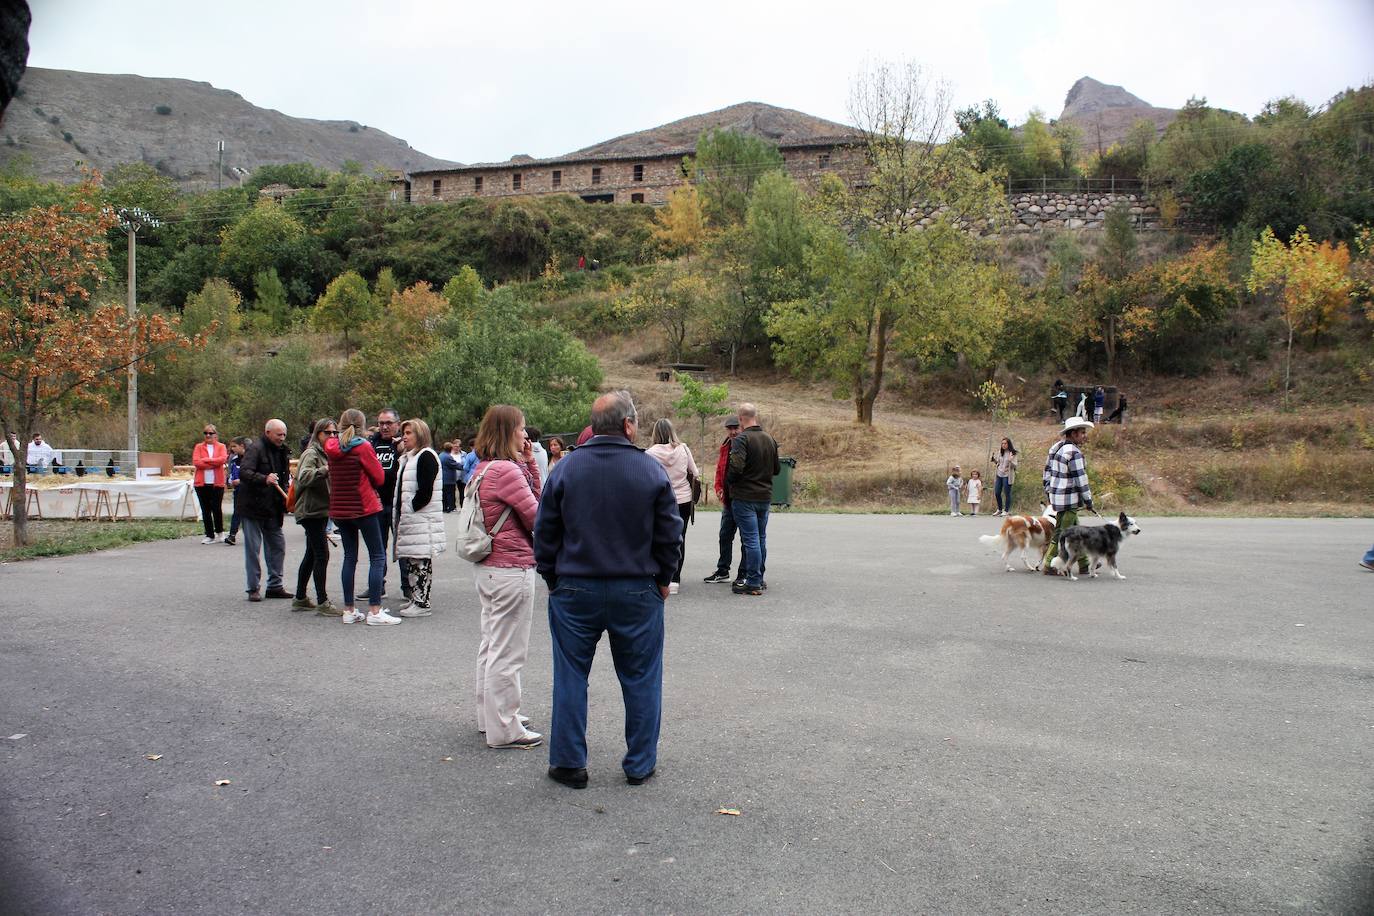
[1,512,1372,915]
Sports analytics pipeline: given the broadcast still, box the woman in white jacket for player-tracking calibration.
[393,418,445,617]
[645,418,698,595]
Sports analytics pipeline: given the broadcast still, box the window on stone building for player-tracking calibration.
[591,167,602,185]
[633,164,644,182]
[432,179,441,198]
[512,173,522,191]
[474,175,483,193]
[818,153,830,170]
[631,193,645,204]
[552,170,561,189]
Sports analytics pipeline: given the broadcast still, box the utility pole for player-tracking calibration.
[116,208,161,464]
[217,140,225,191]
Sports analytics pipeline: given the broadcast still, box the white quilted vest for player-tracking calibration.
[394,447,447,559]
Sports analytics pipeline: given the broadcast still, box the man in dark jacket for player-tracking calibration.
[371,408,404,598]
[726,403,779,597]
[238,419,291,601]
[703,415,743,583]
[534,390,683,790]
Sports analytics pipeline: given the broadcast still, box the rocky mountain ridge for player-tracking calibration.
[0,67,458,188]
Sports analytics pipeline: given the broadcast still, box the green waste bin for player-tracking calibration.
[771,456,796,507]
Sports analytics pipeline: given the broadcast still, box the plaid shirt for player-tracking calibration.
[1042,439,1092,511]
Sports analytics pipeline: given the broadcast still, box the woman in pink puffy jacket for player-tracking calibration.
[645,418,697,595]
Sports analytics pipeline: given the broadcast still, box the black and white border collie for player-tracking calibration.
[1051,512,1142,581]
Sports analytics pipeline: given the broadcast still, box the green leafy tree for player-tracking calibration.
[1147,97,1251,185]
[1099,203,1138,280]
[372,266,398,309]
[252,267,290,331]
[394,288,602,433]
[674,376,730,461]
[769,59,1009,424]
[245,162,331,192]
[350,282,451,406]
[683,128,784,227]
[310,270,377,356]
[441,266,484,318]
[953,100,1020,177]
[218,199,308,295]
[619,265,707,363]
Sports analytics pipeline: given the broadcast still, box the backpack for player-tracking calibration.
[454,464,513,562]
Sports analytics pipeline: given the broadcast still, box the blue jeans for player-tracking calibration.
[731,498,769,587]
[994,476,1013,512]
[548,576,664,778]
[1364,543,1374,566]
[334,513,385,608]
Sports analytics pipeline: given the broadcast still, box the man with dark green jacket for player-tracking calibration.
[726,403,779,597]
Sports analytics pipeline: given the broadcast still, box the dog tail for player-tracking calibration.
[978,534,1005,550]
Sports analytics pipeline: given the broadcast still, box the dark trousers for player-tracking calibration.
[227,487,241,538]
[442,482,457,513]
[548,576,664,778]
[672,501,692,583]
[295,516,330,602]
[715,503,743,578]
[377,504,408,597]
[335,513,385,608]
[731,498,770,587]
[994,476,1013,512]
[194,485,224,538]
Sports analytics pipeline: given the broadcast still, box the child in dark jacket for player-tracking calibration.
[224,437,248,546]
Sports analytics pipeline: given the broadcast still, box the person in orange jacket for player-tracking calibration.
[192,424,230,544]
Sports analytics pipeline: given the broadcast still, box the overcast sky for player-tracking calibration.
[25,0,1374,165]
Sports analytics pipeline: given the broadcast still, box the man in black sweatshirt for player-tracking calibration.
[371,408,406,600]
[726,403,779,597]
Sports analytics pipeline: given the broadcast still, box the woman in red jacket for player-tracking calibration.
[470,404,542,748]
[324,408,399,626]
[192,424,230,544]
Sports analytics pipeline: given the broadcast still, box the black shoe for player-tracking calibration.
[731,578,745,589]
[626,768,656,786]
[703,570,731,583]
[223,536,236,546]
[263,587,292,600]
[548,766,588,789]
[732,582,762,596]
[759,580,767,590]
[246,590,262,602]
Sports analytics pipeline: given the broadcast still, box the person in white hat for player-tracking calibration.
[1041,416,1095,576]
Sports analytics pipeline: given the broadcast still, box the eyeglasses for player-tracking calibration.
[325,431,339,437]
[204,431,216,436]
[378,420,397,426]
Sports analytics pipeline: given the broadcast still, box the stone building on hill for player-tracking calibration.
[393,102,867,206]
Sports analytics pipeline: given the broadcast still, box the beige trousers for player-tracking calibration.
[473,565,536,745]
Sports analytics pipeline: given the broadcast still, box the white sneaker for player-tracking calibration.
[398,603,432,618]
[340,609,366,624]
[366,609,402,626]
[668,582,679,595]
[950,512,960,517]
[201,536,215,545]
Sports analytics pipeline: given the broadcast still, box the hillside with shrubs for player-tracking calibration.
[3,77,1373,513]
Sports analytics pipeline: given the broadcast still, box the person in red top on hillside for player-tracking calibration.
[469,404,543,749]
[702,415,744,584]
[192,424,230,544]
[323,408,399,626]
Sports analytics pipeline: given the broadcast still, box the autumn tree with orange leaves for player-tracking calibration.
[0,177,198,545]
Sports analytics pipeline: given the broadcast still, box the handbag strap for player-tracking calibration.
[470,466,514,536]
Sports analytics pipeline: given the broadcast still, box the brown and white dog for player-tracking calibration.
[979,506,1058,572]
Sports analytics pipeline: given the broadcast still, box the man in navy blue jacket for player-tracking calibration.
[534,390,683,790]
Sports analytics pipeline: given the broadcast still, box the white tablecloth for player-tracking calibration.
[1,480,197,519]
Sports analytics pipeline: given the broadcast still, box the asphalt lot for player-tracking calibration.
[2,511,1372,915]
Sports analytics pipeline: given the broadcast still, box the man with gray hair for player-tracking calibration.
[534,390,684,789]
[238,419,292,602]
[727,403,779,597]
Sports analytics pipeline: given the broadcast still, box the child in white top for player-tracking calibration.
[966,469,983,515]
[946,466,963,517]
